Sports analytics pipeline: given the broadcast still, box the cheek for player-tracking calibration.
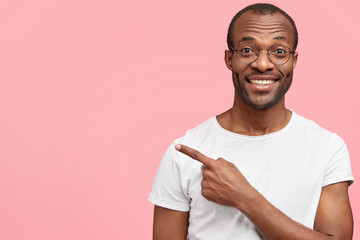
[277,65,294,77]
[232,71,245,85]
[232,64,251,79]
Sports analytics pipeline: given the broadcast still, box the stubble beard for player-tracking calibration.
[232,71,293,110]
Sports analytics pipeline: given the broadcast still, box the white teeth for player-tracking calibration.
[250,80,275,85]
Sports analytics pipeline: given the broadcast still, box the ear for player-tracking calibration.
[292,52,298,69]
[224,50,233,70]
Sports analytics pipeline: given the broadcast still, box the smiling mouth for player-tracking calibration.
[245,74,280,87]
[249,79,276,85]
[249,79,275,85]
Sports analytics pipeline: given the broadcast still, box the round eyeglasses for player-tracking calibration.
[230,43,295,65]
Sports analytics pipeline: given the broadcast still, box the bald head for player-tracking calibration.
[227,3,298,51]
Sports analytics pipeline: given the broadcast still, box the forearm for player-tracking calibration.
[238,188,333,240]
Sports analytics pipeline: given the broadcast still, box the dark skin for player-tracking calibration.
[153,11,353,240]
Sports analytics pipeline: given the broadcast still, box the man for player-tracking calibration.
[149,3,354,240]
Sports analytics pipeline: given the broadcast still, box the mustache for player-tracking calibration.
[245,72,282,79]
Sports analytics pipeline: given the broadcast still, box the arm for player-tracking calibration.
[176,144,353,240]
[153,205,189,240]
[242,182,353,240]
[314,182,353,239]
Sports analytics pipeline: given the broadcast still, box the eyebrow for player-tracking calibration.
[273,36,286,41]
[240,36,286,42]
[240,37,256,42]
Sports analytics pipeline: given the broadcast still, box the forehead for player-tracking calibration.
[232,11,295,47]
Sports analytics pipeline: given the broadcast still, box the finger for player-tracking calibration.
[201,179,207,188]
[175,144,214,167]
[201,165,210,179]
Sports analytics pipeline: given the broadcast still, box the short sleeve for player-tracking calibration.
[322,134,354,187]
[148,143,190,212]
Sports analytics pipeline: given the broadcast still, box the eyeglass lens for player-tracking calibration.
[236,44,291,65]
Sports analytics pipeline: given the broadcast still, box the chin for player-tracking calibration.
[238,91,282,110]
[246,100,278,110]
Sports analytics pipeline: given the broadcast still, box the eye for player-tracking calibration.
[275,49,286,54]
[271,46,289,58]
[238,45,256,57]
[241,48,253,53]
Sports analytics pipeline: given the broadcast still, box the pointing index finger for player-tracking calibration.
[175,144,214,167]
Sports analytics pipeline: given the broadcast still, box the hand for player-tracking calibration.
[175,144,255,209]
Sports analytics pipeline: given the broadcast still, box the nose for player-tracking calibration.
[250,49,274,72]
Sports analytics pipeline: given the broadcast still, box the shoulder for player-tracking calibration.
[174,116,217,147]
[292,112,346,152]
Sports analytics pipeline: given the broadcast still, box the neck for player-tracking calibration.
[217,95,292,136]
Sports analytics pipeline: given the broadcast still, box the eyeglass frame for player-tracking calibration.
[229,43,296,65]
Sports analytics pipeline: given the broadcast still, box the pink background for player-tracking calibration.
[0,0,359,239]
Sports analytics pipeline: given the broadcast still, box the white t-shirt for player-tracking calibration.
[149,111,353,240]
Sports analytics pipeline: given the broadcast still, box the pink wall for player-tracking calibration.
[0,0,358,239]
